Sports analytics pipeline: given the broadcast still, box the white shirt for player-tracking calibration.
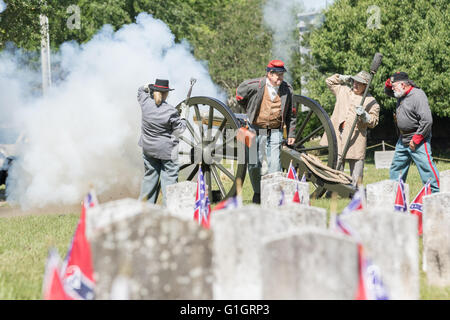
[266,79,279,102]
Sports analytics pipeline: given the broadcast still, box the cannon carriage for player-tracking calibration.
[174,94,356,203]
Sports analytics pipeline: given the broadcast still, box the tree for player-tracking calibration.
[0,0,132,50]
[0,0,273,109]
[191,0,272,109]
[300,0,450,117]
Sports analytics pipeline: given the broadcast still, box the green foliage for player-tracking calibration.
[0,0,273,107]
[302,0,450,116]
[191,0,272,107]
[0,0,132,50]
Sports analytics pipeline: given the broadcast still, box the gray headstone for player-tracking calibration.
[374,151,396,169]
[261,171,286,181]
[423,193,450,286]
[366,179,410,212]
[165,181,197,220]
[338,209,419,299]
[211,205,318,299]
[261,177,309,208]
[86,198,159,240]
[90,199,213,299]
[261,228,359,299]
[439,170,450,193]
[277,203,327,229]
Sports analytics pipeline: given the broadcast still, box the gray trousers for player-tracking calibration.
[139,152,179,205]
[338,128,364,185]
[339,157,365,186]
[246,127,283,194]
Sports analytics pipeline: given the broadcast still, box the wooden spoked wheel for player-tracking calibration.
[175,97,247,203]
[281,95,338,198]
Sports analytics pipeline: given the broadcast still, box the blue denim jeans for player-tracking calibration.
[389,137,440,193]
[246,127,283,194]
[139,152,179,205]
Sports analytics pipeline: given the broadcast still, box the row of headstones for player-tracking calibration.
[367,175,450,289]
[83,171,450,299]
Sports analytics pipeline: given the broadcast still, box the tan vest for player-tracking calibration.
[254,86,282,128]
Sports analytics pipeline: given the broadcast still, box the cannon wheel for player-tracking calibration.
[175,96,246,203]
[281,95,338,198]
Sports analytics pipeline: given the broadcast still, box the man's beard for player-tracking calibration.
[394,88,406,98]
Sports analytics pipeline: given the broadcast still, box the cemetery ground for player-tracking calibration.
[0,160,450,300]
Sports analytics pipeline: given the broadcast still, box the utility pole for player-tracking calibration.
[40,10,51,95]
[297,11,324,111]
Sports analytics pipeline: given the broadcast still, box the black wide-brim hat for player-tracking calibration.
[390,71,410,83]
[149,79,174,92]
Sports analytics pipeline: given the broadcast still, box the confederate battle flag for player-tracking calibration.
[409,181,432,236]
[42,249,71,300]
[194,167,211,229]
[394,178,408,212]
[60,191,97,300]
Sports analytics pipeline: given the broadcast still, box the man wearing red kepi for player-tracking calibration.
[236,59,296,204]
[385,71,440,193]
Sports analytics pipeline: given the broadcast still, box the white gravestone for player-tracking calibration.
[211,205,320,299]
[366,179,410,212]
[90,199,213,300]
[261,228,359,299]
[339,209,419,299]
[374,151,396,169]
[423,193,450,286]
[261,176,309,208]
[165,181,197,220]
[438,170,450,193]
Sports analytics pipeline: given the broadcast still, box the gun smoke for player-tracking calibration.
[262,0,306,80]
[0,0,6,13]
[0,13,225,209]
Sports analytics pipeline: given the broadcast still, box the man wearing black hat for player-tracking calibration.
[236,59,296,203]
[385,72,440,193]
[137,79,188,204]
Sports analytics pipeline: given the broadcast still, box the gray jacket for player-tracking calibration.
[236,77,296,138]
[385,86,432,145]
[138,86,186,160]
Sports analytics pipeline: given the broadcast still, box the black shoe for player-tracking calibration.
[252,193,261,204]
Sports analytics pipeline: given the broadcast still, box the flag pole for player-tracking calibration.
[329,192,338,229]
[236,178,242,197]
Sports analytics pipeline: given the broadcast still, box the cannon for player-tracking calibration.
[174,94,356,203]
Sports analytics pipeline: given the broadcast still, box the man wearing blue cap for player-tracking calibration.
[236,60,296,203]
[385,71,440,193]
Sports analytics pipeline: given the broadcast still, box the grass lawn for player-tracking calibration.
[0,160,449,299]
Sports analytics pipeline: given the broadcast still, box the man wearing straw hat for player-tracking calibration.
[320,71,380,185]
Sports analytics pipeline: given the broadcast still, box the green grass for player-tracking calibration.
[1,160,450,299]
[0,214,79,300]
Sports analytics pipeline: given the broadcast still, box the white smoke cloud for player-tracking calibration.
[0,0,6,13]
[263,0,305,79]
[1,13,225,209]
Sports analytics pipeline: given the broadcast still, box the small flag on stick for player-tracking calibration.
[409,180,432,235]
[394,178,408,212]
[287,160,298,180]
[194,167,212,228]
[42,249,71,300]
[61,190,97,300]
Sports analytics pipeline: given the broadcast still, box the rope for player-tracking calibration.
[366,142,396,150]
[300,153,353,185]
[366,141,450,162]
